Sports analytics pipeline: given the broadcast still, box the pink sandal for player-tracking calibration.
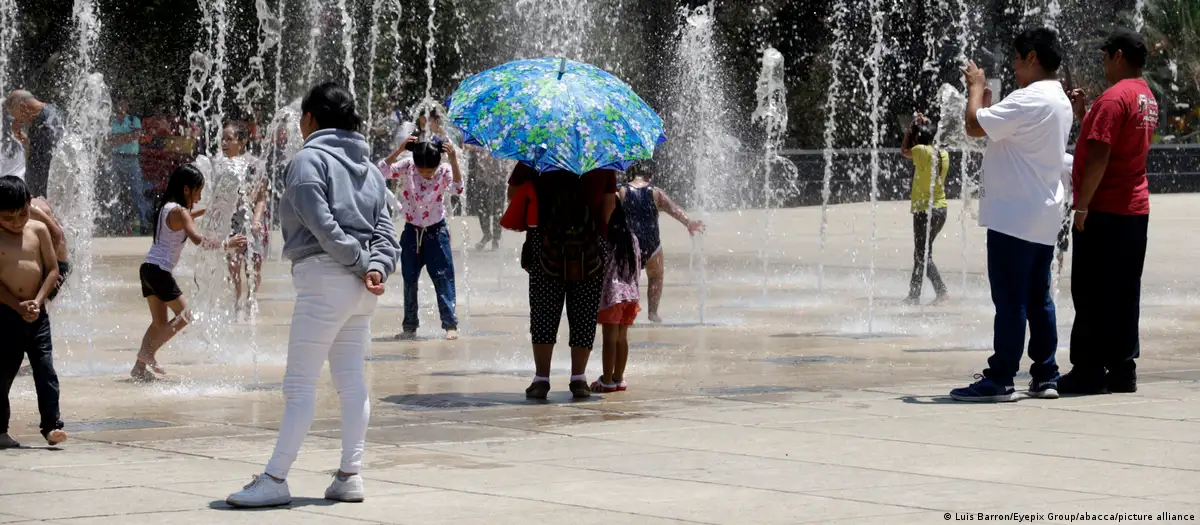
[590,380,618,393]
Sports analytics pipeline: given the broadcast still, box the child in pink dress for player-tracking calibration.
[592,201,640,393]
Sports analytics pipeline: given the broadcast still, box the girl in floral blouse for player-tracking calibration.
[378,135,464,340]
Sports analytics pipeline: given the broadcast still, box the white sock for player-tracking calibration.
[533,376,550,383]
[570,374,586,382]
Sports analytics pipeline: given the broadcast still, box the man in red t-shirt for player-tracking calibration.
[1060,29,1158,395]
[508,163,617,400]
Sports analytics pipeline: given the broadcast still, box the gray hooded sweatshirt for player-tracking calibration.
[281,128,399,281]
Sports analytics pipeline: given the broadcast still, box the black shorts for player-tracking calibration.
[140,263,182,302]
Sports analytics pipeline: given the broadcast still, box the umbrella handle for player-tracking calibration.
[557,58,567,80]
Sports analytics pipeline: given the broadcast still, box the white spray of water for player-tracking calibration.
[861,0,891,333]
[675,4,735,324]
[949,0,980,292]
[337,0,357,99]
[234,0,280,117]
[182,154,251,362]
[423,0,437,105]
[818,1,848,292]
[303,0,319,87]
[752,47,798,299]
[203,0,229,156]
[1133,0,1146,32]
[0,0,17,93]
[511,0,593,60]
[273,0,286,110]
[367,0,384,148]
[48,0,110,374]
[1043,0,1061,29]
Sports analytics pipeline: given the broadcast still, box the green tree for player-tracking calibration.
[1143,0,1200,141]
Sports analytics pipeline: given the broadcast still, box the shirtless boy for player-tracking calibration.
[0,175,66,448]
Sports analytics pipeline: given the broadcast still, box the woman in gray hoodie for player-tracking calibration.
[227,83,399,508]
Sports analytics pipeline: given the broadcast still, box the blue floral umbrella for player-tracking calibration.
[447,57,666,174]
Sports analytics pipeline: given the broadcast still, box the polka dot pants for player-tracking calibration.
[526,233,603,350]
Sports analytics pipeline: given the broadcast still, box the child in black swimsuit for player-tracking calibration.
[619,165,705,323]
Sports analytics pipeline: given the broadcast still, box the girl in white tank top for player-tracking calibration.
[133,163,247,382]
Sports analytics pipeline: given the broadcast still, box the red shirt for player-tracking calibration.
[1072,78,1158,215]
[508,164,618,237]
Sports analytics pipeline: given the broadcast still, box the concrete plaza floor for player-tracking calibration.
[2,196,1199,524]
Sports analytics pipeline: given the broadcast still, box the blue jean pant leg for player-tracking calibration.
[113,155,150,225]
[400,225,424,331]
[983,230,1033,387]
[399,223,458,331]
[1024,240,1060,383]
[425,227,458,330]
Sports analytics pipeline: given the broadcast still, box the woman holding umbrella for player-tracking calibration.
[450,58,666,400]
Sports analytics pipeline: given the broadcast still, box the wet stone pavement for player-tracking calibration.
[3,200,1200,524]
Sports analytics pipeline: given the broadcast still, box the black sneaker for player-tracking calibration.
[525,381,550,400]
[1057,371,1108,395]
[568,380,592,399]
[1106,373,1137,393]
[1026,379,1059,399]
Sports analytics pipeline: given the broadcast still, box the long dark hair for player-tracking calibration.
[301,82,362,132]
[608,199,638,281]
[153,164,205,243]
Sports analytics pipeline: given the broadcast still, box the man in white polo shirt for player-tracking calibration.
[952,28,1073,402]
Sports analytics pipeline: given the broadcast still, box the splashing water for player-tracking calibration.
[0,0,16,93]
[673,4,737,324]
[48,0,110,374]
[181,154,251,362]
[752,47,798,299]
[1133,0,1145,32]
[818,2,848,292]
[423,0,437,105]
[234,0,280,117]
[337,0,356,99]
[302,0,319,87]
[366,0,384,147]
[201,0,228,156]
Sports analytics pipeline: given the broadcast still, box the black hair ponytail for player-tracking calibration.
[607,199,638,282]
[154,164,205,243]
[301,82,363,133]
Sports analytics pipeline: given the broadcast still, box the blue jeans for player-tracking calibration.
[982,229,1060,387]
[400,221,457,331]
[111,154,150,226]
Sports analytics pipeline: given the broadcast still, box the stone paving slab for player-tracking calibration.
[5,202,1200,524]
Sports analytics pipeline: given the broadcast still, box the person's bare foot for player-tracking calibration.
[0,433,19,448]
[648,314,663,323]
[932,294,950,306]
[136,352,166,375]
[130,366,158,383]
[45,430,67,446]
[445,329,458,341]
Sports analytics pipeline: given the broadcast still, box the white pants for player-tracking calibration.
[265,255,377,478]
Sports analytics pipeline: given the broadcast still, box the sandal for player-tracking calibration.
[590,380,618,393]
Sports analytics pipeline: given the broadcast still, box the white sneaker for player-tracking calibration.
[324,472,365,502]
[226,474,291,508]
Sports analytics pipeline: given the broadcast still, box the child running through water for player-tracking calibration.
[592,201,641,393]
[900,113,950,305]
[621,165,705,323]
[133,164,247,381]
[0,175,66,447]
